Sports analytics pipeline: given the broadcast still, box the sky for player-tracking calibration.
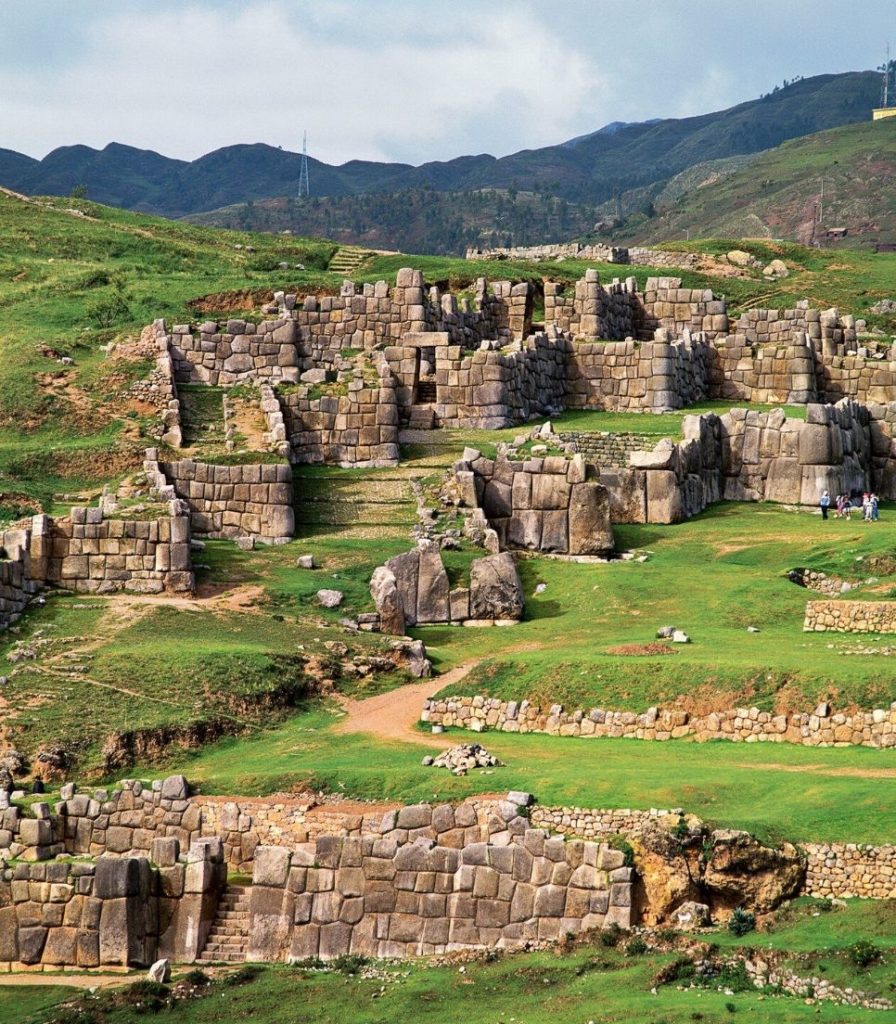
[1,0,893,167]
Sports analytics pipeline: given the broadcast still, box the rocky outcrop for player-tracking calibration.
[703,830,805,913]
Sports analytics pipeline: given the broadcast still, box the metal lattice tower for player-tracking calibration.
[298,131,310,199]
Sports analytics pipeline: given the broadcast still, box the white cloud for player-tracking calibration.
[0,0,890,167]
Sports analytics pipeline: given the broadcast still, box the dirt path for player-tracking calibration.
[0,972,128,989]
[737,761,896,780]
[334,661,480,748]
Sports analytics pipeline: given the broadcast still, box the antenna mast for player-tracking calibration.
[298,131,310,199]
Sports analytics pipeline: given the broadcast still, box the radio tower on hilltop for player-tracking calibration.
[297,131,310,199]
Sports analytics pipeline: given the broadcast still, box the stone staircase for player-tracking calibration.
[197,884,251,964]
[328,245,371,275]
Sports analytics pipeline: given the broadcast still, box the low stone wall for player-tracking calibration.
[247,826,632,961]
[804,600,896,634]
[457,451,614,554]
[145,450,294,542]
[0,505,194,613]
[421,694,896,749]
[805,844,896,899]
[464,243,704,271]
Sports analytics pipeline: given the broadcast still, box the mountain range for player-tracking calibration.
[0,70,885,253]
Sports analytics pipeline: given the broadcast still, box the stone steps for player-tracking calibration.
[328,246,371,274]
[196,885,251,964]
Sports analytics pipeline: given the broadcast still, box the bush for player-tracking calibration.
[848,940,882,968]
[332,954,370,975]
[223,964,263,986]
[625,936,649,956]
[599,922,623,947]
[609,835,635,867]
[183,968,211,986]
[728,907,756,937]
[725,1001,737,1014]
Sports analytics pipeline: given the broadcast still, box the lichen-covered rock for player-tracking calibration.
[703,830,805,913]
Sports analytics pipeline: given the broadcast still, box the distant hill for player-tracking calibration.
[0,71,883,252]
[612,119,896,248]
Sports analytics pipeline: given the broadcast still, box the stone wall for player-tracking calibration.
[457,451,614,555]
[803,600,896,634]
[168,318,300,386]
[247,826,632,961]
[277,373,400,467]
[805,844,896,899]
[464,243,703,270]
[144,450,294,543]
[421,694,896,749]
[0,506,194,615]
[0,838,225,969]
[566,331,711,412]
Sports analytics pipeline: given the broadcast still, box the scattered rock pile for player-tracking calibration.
[423,743,501,775]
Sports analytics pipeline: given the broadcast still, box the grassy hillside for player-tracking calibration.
[619,119,896,248]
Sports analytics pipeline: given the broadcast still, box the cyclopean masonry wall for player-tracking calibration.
[246,827,631,961]
[165,318,300,386]
[803,600,896,633]
[0,840,226,969]
[143,449,294,543]
[456,451,615,555]
[421,695,896,749]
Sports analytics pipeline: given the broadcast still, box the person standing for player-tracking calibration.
[820,489,831,520]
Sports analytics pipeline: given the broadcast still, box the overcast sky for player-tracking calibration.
[2,0,892,166]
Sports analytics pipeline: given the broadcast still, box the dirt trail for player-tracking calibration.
[0,972,128,989]
[737,761,896,780]
[334,661,480,748]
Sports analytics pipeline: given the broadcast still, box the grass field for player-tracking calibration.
[10,900,896,1024]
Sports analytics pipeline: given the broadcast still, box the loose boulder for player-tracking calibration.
[469,553,524,621]
[702,830,805,913]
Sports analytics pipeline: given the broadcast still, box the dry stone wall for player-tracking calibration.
[167,318,300,386]
[0,839,226,969]
[277,374,400,467]
[803,600,896,633]
[465,243,704,270]
[457,451,614,555]
[144,450,294,542]
[805,844,896,899]
[0,504,193,621]
[421,694,896,749]
[247,828,632,961]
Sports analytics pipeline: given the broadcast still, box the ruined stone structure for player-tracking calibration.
[421,694,896,749]
[143,450,294,543]
[0,503,193,630]
[3,776,896,969]
[465,242,705,270]
[456,451,614,555]
[804,600,896,633]
[370,542,524,633]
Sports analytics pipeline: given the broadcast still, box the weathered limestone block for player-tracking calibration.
[469,554,524,621]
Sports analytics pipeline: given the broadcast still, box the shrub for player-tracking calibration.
[848,940,882,968]
[625,936,649,956]
[728,907,756,937]
[332,953,370,975]
[86,288,131,328]
[609,835,635,867]
[725,1001,737,1014]
[183,968,210,987]
[599,922,623,947]
[223,964,263,986]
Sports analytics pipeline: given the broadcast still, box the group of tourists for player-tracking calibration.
[819,490,881,521]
